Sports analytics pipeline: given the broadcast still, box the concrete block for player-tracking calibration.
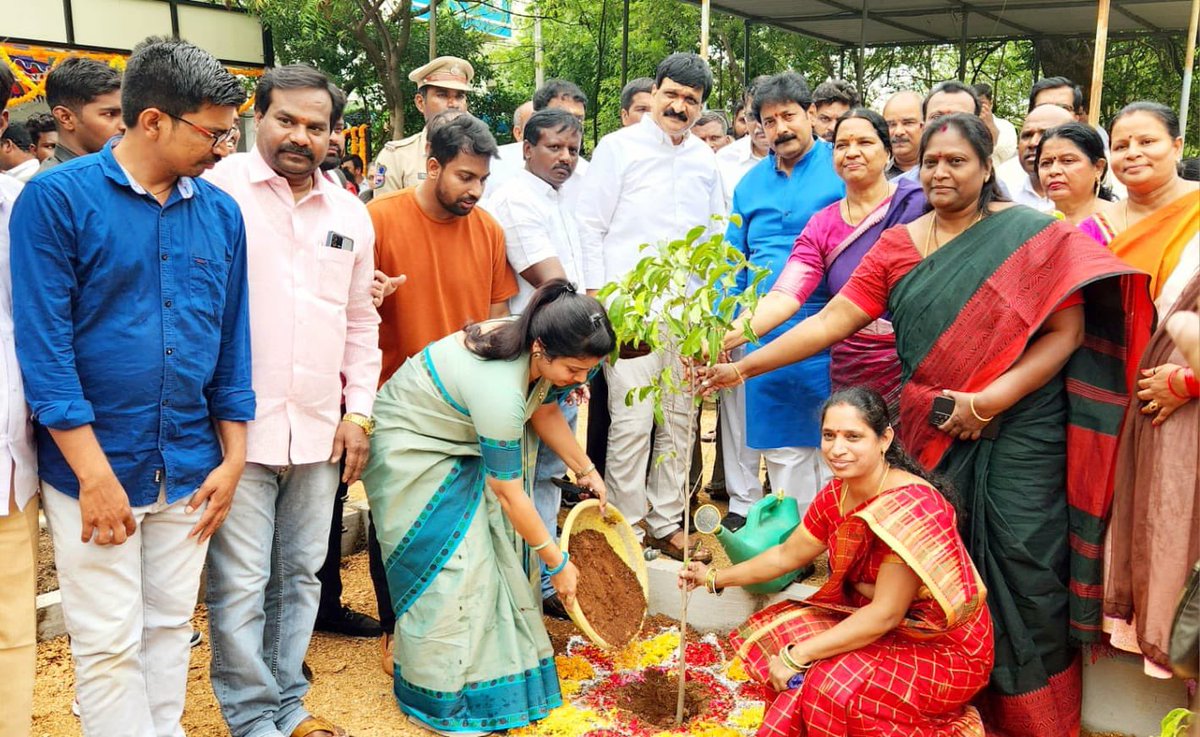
[644,555,818,633]
[1082,651,1189,736]
[36,589,66,641]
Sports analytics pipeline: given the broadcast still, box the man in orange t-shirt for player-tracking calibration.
[369,112,517,386]
[365,113,517,670]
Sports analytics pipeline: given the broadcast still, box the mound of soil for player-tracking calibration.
[570,529,646,648]
[615,669,709,730]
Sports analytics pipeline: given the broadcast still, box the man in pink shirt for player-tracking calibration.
[204,65,381,737]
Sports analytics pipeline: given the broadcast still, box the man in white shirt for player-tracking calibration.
[0,124,38,182]
[973,83,1018,166]
[490,101,532,192]
[0,63,39,737]
[716,75,770,207]
[997,103,1075,212]
[488,108,586,615]
[883,90,924,180]
[486,80,589,204]
[576,52,724,561]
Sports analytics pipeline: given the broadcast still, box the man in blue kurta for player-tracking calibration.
[723,72,844,523]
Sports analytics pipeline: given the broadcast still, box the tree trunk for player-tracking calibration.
[1033,37,1096,107]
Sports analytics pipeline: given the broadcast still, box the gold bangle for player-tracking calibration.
[705,567,723,595]
[778,645,808,673]
[731,363,746,385]
[969,395,994,423]
[576,462,596,478]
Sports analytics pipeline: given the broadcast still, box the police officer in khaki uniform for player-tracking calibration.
[371,56,473,195]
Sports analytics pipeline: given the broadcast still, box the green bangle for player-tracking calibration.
[546,550,570,576]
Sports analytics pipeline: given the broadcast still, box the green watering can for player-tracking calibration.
[695,491,802,595]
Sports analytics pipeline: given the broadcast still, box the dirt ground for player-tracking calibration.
[26,402,1129,736]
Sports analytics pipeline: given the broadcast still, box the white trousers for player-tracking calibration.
[761,446,830,513]
[42,482,208,737]
[604,350,694,539]
[717,381,767,516]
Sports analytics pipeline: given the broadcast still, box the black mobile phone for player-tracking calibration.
[929,394,1002,439]
[929,395,955,426]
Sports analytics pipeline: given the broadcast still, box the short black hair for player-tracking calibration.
[255,64,341,127]
[24,111,56,140]
[654,53,713,103]
[694,111,728,133]
[620,77,654,112]
[811,79,860,109]
[746,74,772,106]
[1029,76,1083,113]
[752,71,812,122]
[0,63,13,111]
[971,82,993,103]
[532,79,588,112]
[428,112,498,165]
[341,155,363,173]
[523,108,583,146]
[1,122,33,150]
[45,56,122,113]
[923,80,981,118]
[122,37,246,127]
[1179,158,1200,182]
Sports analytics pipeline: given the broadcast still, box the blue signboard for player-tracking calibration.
[412,1,513,39]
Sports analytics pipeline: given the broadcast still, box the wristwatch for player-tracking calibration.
[341,412,376,436]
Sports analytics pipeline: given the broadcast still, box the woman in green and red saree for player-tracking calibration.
[680,387,994,736]
[362,282,615,737]
[700,114,1152,736]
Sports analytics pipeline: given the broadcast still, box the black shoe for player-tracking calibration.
[721,512,747,532]
[315,605,383,638]
[705,483,730,502]
[302,661,313,682]
[542,593,572,621]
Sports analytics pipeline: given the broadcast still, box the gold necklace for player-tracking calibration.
[843,187,889,226]
[922,212,983,258]
[838,463,891,516]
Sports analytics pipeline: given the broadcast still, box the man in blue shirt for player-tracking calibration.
[722,72,844,527]
[11,37,254,735]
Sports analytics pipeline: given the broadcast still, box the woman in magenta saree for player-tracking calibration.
[724,109,927,422]
[703,115,1152,736]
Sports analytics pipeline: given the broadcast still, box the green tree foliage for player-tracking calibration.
[239,0,521,152]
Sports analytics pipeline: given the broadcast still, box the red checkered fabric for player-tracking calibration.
[730,483,994,736]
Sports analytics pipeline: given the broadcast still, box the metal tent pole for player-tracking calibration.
[1181,0,1200,141]
[700,0,711,59]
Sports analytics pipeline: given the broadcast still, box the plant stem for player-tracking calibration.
[675,390,702,725]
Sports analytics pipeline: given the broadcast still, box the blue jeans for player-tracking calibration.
[534,401,577,599]
[206,461,339,737]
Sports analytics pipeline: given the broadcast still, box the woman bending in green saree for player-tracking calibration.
[362,281,615,736]
[700,115,1151,737]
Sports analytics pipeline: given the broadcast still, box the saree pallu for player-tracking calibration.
[889,207,1152,736]
[362,341,561,733]
[1108,191,1198,302]
[827,179,927,420]
[1106,273,1200,668]
[730,483,993,737]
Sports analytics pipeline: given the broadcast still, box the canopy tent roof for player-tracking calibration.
[687,1,1194,47]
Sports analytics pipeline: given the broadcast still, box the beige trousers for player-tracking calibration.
[0,492,38,737]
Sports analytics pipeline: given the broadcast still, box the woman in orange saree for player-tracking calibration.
[681,388,993,737]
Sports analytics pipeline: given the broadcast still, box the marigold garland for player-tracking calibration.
[512,625,772,737]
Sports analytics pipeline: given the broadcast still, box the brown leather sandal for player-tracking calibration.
[290,716,348,737]
[646,530,713,563]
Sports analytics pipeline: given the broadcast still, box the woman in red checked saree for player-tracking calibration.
[700,114,1152,737]
[680,387,993,736]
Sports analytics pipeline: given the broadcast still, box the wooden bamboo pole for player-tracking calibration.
[700,0,711,59]
[1180,0,1200,142]
[1087,0,1111,125]
[428,0,438,60]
